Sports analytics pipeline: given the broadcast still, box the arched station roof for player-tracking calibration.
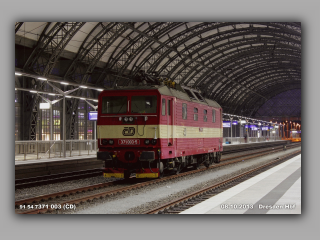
[15,22,301,119]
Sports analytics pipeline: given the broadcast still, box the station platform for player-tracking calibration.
[180,154,301,214]
[15,155,102,179]
[222,139,291,152]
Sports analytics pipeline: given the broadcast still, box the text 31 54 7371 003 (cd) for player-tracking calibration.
[19,204,76,210]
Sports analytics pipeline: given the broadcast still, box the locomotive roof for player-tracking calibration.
[105,85,221,108]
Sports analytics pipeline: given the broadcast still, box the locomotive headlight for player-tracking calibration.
[144,139,150,145]
[151,139,157,145]
[102,139,108,145]
[124,117,128,122]
[109,139,114,145]
[129,117,133,121]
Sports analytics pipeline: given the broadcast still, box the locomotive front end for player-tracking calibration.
[97,89,162,179]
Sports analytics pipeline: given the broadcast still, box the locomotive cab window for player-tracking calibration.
[167,100,171,115]
[131,95,157,113]
[194,108,198,121]
[162,99,166,115]
[182,103,187,119]
[102,96,127,114]
[204,109,207,122]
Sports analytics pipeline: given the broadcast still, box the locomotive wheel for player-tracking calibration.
[204,154,211,168]
[213,152,221,163]
[193,162,200,170]
[217,152,221,163]
[158,162,164,178]
[203,162,210,168]
[209,153,214,165]
[175,158,182,174]
[175,164,182,175]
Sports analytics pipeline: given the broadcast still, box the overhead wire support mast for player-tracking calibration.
[119,22,267,100]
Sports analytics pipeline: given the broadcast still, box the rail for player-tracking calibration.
[15,140,97,161]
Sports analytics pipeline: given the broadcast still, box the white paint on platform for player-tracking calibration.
[266,177,301,214]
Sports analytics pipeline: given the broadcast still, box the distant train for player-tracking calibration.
[96,81,223,179]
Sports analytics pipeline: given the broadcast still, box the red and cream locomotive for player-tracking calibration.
[97,77,223,179]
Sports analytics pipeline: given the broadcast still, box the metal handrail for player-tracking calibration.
[15,140,98,161]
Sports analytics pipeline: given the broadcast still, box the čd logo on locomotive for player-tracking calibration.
[122,127,135,136]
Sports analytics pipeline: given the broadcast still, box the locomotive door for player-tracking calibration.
[167,98,174,146]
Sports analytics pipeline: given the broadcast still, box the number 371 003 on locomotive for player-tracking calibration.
[97,84,223,179]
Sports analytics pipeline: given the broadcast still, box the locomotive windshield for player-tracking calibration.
[101,96,127,114]
[131,95,157,113]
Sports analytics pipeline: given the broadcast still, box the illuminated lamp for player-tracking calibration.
[40,103,50,109]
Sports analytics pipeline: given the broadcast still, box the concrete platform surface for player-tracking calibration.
[180,154,301,214]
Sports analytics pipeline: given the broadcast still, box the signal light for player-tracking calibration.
[102,139,108,145]
[124,117,128,122]
[109,139,114,145]
[151,139,157,145]
[144,139,150,145]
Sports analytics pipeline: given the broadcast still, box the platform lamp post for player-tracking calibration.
[240,119,243,143]
[252,121,255,137]
[85,100,98,152]
[230,116,233,144]
[246,119,249,143]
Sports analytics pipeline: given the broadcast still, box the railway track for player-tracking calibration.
[144,149,301,214]
[15,143,301,214]
[15,168,103,189]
